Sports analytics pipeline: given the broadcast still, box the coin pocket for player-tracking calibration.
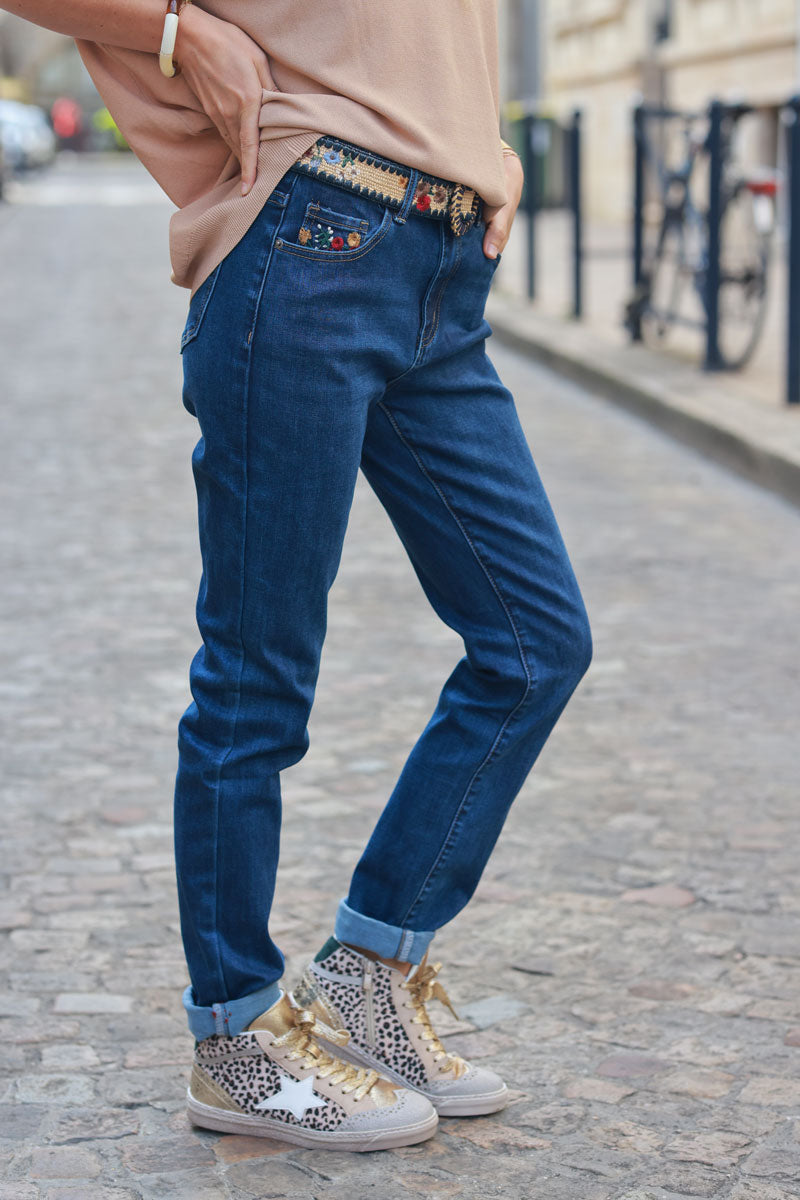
[292,202,371,252]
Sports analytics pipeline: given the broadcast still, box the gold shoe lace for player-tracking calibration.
[272,1008,381,1101]
[401,954,468,1079]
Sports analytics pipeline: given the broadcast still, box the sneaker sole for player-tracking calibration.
[316,1037,510,1117]
[186,1088,439,1151]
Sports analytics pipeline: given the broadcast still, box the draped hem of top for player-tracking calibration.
[74,2,506,293]
[170,130,322,294]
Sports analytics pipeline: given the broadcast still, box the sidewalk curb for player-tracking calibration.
[487,302,800,510]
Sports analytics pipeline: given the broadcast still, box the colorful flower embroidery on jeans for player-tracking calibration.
[301,222,361,250]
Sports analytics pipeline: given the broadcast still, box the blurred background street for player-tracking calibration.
[2,3,800,1198]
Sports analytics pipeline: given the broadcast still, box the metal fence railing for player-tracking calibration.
[505,94,799,405]
[626,97,799,404]
[504,106,584,319]
[784,96,800,406]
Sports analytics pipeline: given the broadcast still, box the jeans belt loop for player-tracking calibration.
[394,168,420,226]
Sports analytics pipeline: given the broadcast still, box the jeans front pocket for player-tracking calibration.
[275,174,393,265]
[180,179,293,354]
[180,263,222,353]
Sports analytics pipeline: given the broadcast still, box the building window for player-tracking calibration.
[654,0,673,43]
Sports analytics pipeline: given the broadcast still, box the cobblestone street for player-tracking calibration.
[1,156,799,1199]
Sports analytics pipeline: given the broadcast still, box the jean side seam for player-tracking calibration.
[246,175,297,344]
[398,929,416,960]
[207,188,294,1002]
[207,390,248,1005]
[374,400,536,926]
[376,399,536,695]
[207,261,270,1004]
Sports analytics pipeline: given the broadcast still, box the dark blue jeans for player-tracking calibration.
[175,147,593,1039]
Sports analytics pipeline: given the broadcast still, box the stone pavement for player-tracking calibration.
[1,154,799,1200]
[488,213,800,509]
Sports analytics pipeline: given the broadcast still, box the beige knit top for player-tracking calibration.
[75,1,507,294]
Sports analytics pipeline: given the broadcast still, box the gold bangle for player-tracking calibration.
[500,138,521,159]
[159,0,192,78]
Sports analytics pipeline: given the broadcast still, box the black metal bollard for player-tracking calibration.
[631,103,646,340]
[704,99,724,370]
[523,113,537,301]
[786,97,800,405]
[570,109,583,319]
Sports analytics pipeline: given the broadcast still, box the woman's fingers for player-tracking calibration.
[482,207,509,259]
[239,97,262,195]
[482,154,524,258]
[177,7,274,192]
[255,54,277,95]
[239,53,275,195]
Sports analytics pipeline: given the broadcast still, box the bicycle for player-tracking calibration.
[625,103,778,370]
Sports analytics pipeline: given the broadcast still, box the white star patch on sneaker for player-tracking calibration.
[255,1073,328,1121]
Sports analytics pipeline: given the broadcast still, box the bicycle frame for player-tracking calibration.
[627,100,778,368]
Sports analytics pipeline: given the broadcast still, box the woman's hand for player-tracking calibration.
[482,152,524,259]
[176,4,275,195]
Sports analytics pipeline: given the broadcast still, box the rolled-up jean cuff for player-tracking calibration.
[182,981,282,1041]
[335,898,435,965]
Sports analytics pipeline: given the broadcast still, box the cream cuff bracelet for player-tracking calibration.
[159,0,191,78]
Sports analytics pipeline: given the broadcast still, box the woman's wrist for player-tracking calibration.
[3,0,189,57]
[173,0,203,61]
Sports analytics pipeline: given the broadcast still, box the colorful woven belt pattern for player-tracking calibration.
[292,136,482,237]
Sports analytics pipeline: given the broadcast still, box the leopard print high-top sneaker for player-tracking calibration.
[187,991,438,1150]
[293,940,509,1117]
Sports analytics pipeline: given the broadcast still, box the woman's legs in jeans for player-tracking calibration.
[174,173,379,1039]
[338,338,592,962]
[173,158,592,1039]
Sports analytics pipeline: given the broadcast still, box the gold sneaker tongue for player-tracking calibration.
[247,996,390,1107]
[246,992,296,1036]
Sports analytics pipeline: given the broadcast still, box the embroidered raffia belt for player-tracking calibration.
[292,135,482,237]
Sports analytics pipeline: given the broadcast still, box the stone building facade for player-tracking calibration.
[535,0,799,221]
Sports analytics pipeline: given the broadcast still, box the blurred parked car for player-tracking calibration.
[0,100,57,172]
[51,96,87,151]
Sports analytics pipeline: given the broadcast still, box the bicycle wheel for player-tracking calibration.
[715,182,771,369]
[641,218,691,346]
